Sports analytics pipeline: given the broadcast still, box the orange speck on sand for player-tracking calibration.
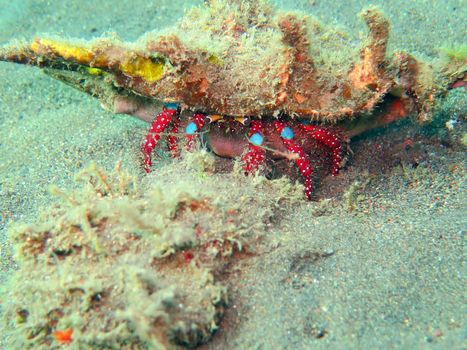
[53,328,73,344]
[402,138,414,148]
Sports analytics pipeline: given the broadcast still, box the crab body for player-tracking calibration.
[142,104,345,199]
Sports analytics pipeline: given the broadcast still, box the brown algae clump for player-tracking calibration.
[2,156,301,349]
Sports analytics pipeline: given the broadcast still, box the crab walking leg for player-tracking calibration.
[274,121,313,200]
[141,105,178,172]
[186,113,207,151]
[300,124,343,176]
[167,114,181,158]
[242,120,266,173]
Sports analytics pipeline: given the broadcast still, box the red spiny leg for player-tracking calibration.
[300,124,343,176]
[167,114,180,158]
[186,113,207,151]
[242,120,266,174]
[274,121,313,200]
[142,107,178,172]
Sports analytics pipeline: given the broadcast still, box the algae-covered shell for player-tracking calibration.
[0,0,442,123]
[0,0,452,126]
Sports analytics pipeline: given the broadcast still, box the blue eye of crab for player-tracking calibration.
[185,122,198,134]
[164,102,179,110]
[249,133,264,146]
[281,127,294,140]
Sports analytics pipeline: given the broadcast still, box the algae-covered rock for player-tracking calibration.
[2,154,302,349]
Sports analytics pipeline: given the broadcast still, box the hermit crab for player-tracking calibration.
[1,0,462,199]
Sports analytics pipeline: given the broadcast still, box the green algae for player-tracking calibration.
[439,45,467,62]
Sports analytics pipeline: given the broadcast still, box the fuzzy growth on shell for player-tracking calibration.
[0,0,459,123]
